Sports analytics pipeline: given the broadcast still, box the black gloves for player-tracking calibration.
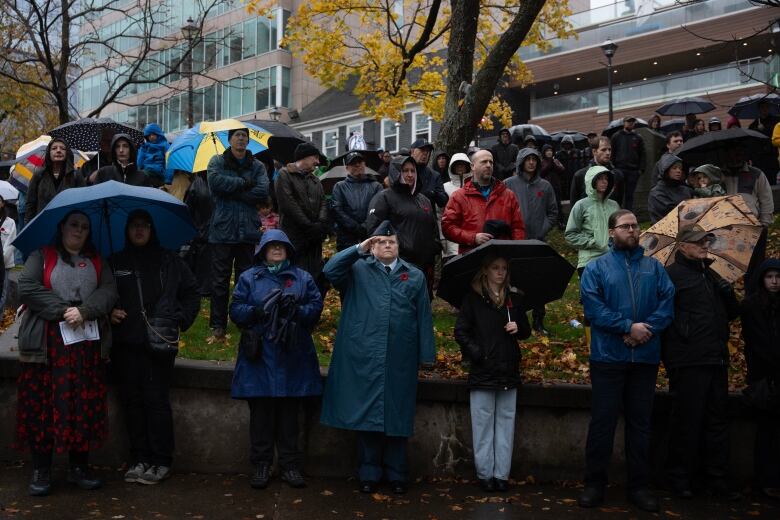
[252,305,266,322]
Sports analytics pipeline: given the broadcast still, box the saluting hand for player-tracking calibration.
[358,235,383,253]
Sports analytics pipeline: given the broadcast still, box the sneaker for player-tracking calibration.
[280,468,306,488]
[137,465,170,485]
[124,462,149,483]
[67,466,103,490]
[250,463,270,490]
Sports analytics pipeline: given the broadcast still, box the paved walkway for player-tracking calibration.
[0,462,778,519]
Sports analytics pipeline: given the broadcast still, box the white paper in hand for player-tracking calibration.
[59,320,100,345]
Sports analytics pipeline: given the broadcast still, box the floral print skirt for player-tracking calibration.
[15,323,108,453]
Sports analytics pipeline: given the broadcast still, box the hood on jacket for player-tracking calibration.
[541,144,554,156]
[692,164,723,184]
[254,228,296,262]
[756,258,780,297]
[110,133,137,165]
[143,123,167,141]
[124,209,161,250]
[584,165,614,199]
[658,153,683,182]
[515,147,541,175]
[433,150,450,167]
[42,137,76,176]
[447,153,472,185]
[389,156,419,195]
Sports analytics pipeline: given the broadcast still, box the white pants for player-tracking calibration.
[469,388,517,480]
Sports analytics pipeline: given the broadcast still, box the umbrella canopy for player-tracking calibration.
[639,195,763,283]
[13,181,196,257]
[48,117,144,152]
[509,124,552,147]
[437,240,575,309]
[318,165,379,195]
[551,130,589,149]
[244,119,307,165]
[728,93,780,120]
[655,97,715,116]
[166,119,271,173]
[675,128,768,167]
[326,149,383,172]
[9,136,91,193]
[0,180,20,202]
[659,119,685,134]
[602,117,649,137]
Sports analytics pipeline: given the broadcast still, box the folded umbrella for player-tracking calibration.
[437,240,575,309]
[13,181,196,257]
[48,117,144,152]
[675,128,768,167]
[656,97,715,116]
[639,195,763,283]
[318,165,380,195]
[728,93,780,120]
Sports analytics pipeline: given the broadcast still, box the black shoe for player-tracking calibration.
[628,488,659,513]
[578,485,604,508]
[479,478,496,492]
[708,481,742,502]
[390,480,408,495]
[494,479,509,492]
[359,481,376,494]
[67,466,103,490]
[533,319,549,336]
[280,468,306,488]
[28,468,51,497]
[250,463,270,490]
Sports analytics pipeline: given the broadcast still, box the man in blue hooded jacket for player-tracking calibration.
[578,209,675,513]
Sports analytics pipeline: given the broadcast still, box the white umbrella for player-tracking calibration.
[0,180,20,202]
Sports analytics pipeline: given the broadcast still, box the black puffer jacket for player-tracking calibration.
[26,138,85,223]
[610,129,645,172]
[331,174,382,250]
[95,133,149,186]
[366,157,441,268]
[455,288,531,389]
[741,259,780,384]
[647,154,693,224]
[662,251,739,370]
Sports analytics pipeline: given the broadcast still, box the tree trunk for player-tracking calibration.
[57,0,72,123]
[435,0,548,156]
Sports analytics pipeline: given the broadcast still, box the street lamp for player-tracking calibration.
[269,106,281,122]
[601,38,619,122]
[181,17,199,128]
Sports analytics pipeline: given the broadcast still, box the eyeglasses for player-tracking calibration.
[613,223,640,231]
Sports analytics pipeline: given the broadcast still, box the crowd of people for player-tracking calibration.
[4,103,779,513]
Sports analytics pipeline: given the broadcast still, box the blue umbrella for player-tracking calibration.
[13,181,196,257]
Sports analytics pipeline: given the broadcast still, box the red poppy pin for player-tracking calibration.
[423,206,430,214]
[78,262,87,268]
[400,273,409,281]
[536,190,544,198]
[285,279,293,288]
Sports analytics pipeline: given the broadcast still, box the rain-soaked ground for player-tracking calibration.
[0,461,778,519]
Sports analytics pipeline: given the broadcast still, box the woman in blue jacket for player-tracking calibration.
[229,229,323,491]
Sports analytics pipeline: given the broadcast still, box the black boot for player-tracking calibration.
[67,466,103,490]
[250,463,270,489]
[28,468,51,496]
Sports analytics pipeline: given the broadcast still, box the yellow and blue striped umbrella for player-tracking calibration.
[166,119,271,173]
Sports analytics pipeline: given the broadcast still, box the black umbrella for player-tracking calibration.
[602,117,648,137]
[659,118,685,134]
[551,130,589,149]
[318,165,380,195]
[437,240,575,309]
[676,128,769,167]
[326,149,383,172]
[509,124,552,147]
[727,93,780,120]
[48,117,144,152]
[656,97,715,116]
[245,119,308,165]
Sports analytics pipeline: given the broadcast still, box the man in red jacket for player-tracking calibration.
[442,149,525,254]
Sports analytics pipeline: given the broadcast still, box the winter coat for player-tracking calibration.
[25,139,86,223]
[321,245,435,436]
[647,154,693,224]
[415,163,449,209]
[17,248,118,363]
[691,164,726,198]
[331,174,382,250]
[651,152,678,185]
[207,148,269,244]
[662,251,738,370]
[95,133,149,186]
[490,138,520,181]
[565,166,621,269]
[610,129,645,172]
[442,153,472,258]
[504,149,558,241]
[721,162,775,226]
[442,176,525,254]
[740,259,780,384]
[432,150,450,179]
[109,245,200,346]
[555,137,583,183]
[136,123,170,180]
[366,159,440,268]
[1,216,16,268]
[539,146,565,198]
[455,288,531,389]
[570,160,624,204]
[275,165,329,253]
[230,230,324,398]
[580,244,675,364]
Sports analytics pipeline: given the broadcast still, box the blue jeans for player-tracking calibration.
[470,388,517,480]
[356,432,408,483]
[585,361,658,491]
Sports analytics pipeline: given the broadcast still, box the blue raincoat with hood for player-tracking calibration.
[137,123,170,181]
[229,229,324,398]
[320,244,436,437]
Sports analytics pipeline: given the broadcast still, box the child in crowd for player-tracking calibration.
[137,123,170,187]
[690,164,726,198]
[258,199,279,233]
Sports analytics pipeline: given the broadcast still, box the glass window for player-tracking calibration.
[243,19,256,59]
[270,14,278,49]
[270,66,278,106]
[229,24,243,64]
[229,77,242,117]
[203,84,216,121]
[413,112,430,142]
[204,34,217,71]
[281,67,290,108]
[242,73,255,115]
[256,68,271,111]
[381,119,399,153]
[257,18,271,54]
[322,129,339,158]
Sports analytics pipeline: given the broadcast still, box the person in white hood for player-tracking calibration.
[441,154,472,261]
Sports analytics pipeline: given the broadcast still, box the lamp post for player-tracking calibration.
[601,38,618,122]
[181,17,199,128]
